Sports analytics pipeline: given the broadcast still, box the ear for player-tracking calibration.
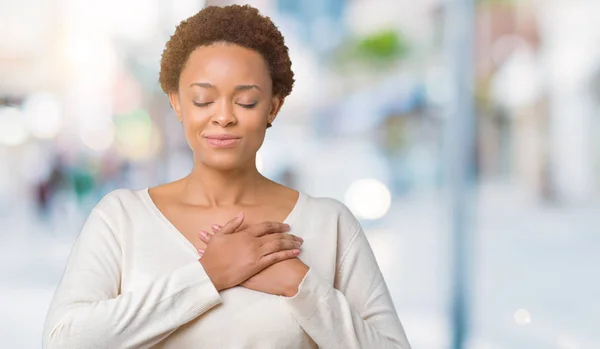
[268,96,284,124]
[168,92,183,123]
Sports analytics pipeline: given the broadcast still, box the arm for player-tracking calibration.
[43,207,221,349]
[281,226,411,349]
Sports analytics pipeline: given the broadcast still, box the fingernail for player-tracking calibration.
[236,212,244,219]
[199,231,208,239]
[283,224,290,230]
[292,249,300,255]
[211,224,221,232]
[296,236,303,242]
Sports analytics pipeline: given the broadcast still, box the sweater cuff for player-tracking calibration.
[281,267,333,321]
[177,261,222,316]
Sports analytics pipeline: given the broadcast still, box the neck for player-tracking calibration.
[180,157,268,207]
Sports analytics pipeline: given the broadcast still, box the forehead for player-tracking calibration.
[180,43,271,88]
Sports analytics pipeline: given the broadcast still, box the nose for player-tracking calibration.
[211,100,237,128]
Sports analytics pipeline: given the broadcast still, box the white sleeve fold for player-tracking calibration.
[43,208,221,349]
[282,227,411,349]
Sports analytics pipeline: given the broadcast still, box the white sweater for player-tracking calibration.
[43,189,411,349]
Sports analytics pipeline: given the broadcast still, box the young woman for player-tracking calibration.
[43,5,411,348]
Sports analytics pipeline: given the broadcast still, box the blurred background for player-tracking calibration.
[1,0,599,348]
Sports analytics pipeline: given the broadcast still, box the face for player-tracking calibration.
[169,43,283,171]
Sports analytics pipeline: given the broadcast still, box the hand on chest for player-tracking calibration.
[162,205,295,252]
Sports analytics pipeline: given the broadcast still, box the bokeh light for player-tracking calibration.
[256,151,264,173]
[22,93,63,139]
[344,178,392,220]
[557,335,580,349]
[114,109,160,160]
[80,120,116,153]
[0,107,29,146]
[514,309,532,325]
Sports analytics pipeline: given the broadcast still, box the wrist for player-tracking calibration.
[199,258,225,292]
[282,281,300,297]
[283,265,309,297]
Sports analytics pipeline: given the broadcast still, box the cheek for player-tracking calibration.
[179,111,209,149]
[237,110,268,148]
[181,107,209,132]
[182,105,208,123]
[243,107,270,129]
[243,114,269,143]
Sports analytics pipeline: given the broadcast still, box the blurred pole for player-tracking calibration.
[444,0,476,348]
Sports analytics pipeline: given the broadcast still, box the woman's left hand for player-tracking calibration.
[241,258,308,297]
[198,225,309,297]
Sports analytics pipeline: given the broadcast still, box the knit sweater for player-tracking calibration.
[43,188,411,348]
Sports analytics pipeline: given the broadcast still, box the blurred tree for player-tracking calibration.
[331,29,411,72]
[355,30,408,61]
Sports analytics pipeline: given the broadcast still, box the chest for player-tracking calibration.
[118,210,339,348]
[156,205,293,252]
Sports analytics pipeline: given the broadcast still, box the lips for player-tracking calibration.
[204,134,241,148]
[204,134,240,140]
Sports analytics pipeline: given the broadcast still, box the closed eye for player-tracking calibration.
[193,101,213,107]
[238,102,257,109]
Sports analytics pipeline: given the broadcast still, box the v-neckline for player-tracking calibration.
[138,188,308,256]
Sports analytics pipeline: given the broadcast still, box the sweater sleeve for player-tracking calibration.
[281,225,411,349]
[42,206,221,349]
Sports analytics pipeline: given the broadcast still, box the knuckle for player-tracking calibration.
[277,240,286,250]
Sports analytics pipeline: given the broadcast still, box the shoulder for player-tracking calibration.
[304,195,354,218]
[75,189,147,245]
[302,194,369,267]
[92,188,148,222]
[303,194,361,235]
[95,188,143,209]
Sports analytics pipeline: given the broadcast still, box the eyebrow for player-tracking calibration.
[189,82,261,91]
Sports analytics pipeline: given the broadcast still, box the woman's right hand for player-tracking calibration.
[199,212,303,291]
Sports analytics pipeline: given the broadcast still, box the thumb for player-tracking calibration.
[219,212,245,234]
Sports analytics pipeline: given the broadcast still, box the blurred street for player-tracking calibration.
[3,0,600,348]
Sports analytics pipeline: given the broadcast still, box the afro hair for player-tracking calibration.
[159,5,295,99]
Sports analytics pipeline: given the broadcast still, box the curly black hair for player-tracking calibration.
[159,5,295,99]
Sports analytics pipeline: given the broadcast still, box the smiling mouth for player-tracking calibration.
[204,137,241,148]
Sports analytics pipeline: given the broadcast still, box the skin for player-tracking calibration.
[148,42,308,297]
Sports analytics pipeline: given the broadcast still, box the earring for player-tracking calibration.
[266,122,272,128]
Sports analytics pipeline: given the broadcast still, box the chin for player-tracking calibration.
[198,153,251,171]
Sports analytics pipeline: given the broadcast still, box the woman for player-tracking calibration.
[43,5,411,349]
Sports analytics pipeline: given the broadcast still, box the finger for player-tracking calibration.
[248,221,290,237]
[198,249,204,258]
[220,212,245,234]
[258,249,300,269]
[198,230,211,244]
[259,237,302,257]
[259,233,303,247]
